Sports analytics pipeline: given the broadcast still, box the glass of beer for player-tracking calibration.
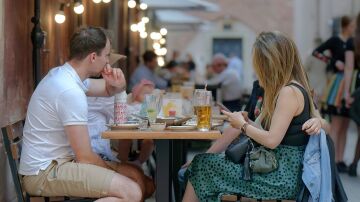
[193,90,212,131]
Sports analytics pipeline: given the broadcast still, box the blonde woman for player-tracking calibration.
[182,32,321,201]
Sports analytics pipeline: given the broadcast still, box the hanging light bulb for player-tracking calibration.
[130,24,138,32]
[150,32,162,40]
[73,0,84,14]
[140,3,148,10]
[93,0,102,3]
[160,28,168,36]
[141,17,149,24]
[128,0,136,8]
[137,22,146,32]
[159,38,166,45]
[55,4,66,24]
[153,42,161,50]
[157,57,165,66]
[140,32,148,39]
[102,0,112,3]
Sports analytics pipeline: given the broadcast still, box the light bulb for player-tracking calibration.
[159,38,166,45]
[128,0,136,8]
[153,42,161,50]
[140,32,148,39]
[140,3,148,10]
[137,22,146,32]
[141,17,149,24]
[130,24,138,32]
[93,0,101,3]
[160,28,167,36]
[102,0,112,3]
[55,11,66,24]
[74,2,84,14]
[157,57,165,66]
[150,32,161,40]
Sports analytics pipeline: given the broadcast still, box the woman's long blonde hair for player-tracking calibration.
[252,31,316,129]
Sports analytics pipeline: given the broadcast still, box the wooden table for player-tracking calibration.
[102,129,221,202]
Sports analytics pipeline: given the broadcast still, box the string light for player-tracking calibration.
[140,32,148,39]
[128,0,136,8]
[130,24,138,32]
[141,17,149,24]
[153,42,161,50]
[157,57,165,67]
[159,38,166,45]
[93,0,102,3]
[55,4,66,24]
[102,0,112,3]
[73,0,84,14]
[150,32,162,40]
[160,28,168,36]
[140,3,148,10]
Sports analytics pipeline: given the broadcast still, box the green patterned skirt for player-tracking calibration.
[185,145,305,202]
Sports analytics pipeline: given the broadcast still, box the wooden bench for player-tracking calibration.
[1,120,94,202]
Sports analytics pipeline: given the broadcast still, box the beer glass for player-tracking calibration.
[193,90,212,131]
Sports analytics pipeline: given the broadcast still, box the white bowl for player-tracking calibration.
[150,123,166,131]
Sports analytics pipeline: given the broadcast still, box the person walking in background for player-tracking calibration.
[312,15,355,172]
[130,50,168,90]
[344,12,360,176]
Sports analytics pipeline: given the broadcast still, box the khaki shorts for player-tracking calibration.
[23,159,116,198]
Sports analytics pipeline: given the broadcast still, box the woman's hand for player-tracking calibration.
[222,110,246,129]
[302,118,321,135]
[181,160,192,168]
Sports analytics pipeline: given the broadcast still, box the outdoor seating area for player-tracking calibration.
[2,0,360,202]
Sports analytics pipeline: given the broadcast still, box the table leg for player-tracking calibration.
[155,139,172,202]
[172,140,186,202]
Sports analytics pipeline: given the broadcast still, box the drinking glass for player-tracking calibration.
[193,90,212,131]
[145,94,161,123]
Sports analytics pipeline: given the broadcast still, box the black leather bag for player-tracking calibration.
[225,134,251,164]
[225,134,253,181]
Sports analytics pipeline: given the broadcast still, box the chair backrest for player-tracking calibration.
[1,120,25,202]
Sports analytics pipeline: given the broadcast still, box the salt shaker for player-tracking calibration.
[114,91,128,124]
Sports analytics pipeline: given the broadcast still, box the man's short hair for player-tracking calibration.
[69,26,108,60]
[142,50,157,63]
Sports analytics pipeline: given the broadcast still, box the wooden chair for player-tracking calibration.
[220,194,285,202]
[1,120,94,202]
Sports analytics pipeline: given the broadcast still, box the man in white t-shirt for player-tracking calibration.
[19,27,142,201]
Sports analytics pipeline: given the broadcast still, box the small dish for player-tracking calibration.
[167,125,197,131]
[150,123,166,131]
[106,123,139,130]
[156,117,176,125]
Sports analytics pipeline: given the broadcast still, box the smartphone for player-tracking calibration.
[216,102,231,112]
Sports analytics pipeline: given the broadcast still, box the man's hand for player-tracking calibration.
[102,64,126,90]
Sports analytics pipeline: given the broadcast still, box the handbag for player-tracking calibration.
[225,133,251,164]
[249,146,278,173]
[225,133,253,181]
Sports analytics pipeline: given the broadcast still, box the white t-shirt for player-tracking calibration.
[207,67,243,101]
[19,63,90,175]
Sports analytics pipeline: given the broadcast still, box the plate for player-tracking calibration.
[106,123,139,130]
[167,125,197,131]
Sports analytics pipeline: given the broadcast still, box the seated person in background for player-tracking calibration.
[129,50,168,90]
[207,53,243,112]
[117,79,155,167]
